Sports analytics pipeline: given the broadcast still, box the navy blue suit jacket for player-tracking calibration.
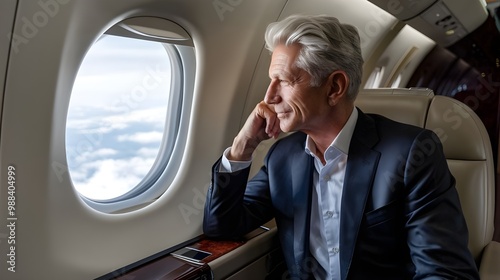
[204,109,479,279]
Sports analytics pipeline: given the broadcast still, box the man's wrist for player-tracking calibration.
[228,135,258,161]
[221,147,252,173]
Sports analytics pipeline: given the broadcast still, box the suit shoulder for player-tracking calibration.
[367,113,427,137]
[366,113,442,152]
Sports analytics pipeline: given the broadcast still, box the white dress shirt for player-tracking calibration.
[220,108,358,280]
[306,108,357,279]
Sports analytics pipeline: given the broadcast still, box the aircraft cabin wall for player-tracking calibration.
[0,0,288,278]
[0,0,18,125]
[0,0,454,279]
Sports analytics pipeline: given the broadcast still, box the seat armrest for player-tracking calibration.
[479,241,500,280]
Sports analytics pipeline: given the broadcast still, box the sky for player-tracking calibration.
[65,35,172,201]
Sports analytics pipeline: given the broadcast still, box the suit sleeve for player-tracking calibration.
[404,130,479,279]
[203,157,274,239]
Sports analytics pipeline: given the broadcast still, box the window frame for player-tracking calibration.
[67,19,196,213]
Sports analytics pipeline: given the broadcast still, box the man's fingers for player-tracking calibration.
[264,112,280,138]
[270,116,281,138]
[256,102,281,139]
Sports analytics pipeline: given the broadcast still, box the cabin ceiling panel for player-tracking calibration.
[368,0,489,47]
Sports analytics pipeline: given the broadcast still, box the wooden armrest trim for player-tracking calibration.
[96,223,272,279]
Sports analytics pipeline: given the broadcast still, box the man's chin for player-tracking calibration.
[279,123,294,133]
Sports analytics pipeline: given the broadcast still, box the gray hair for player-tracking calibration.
[265,14,364,100]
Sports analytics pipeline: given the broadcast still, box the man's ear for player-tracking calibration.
[326,70,349,106]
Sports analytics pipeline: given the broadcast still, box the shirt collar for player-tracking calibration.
[305,108,358,159]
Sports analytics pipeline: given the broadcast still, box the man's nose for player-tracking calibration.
[264,80,281,104]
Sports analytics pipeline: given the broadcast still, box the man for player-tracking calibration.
[203,14,479,279]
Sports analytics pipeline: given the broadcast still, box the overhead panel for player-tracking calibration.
[368,0,488,47]
[368,0,438,21]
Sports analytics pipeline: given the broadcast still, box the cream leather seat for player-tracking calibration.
[355,88,499,279]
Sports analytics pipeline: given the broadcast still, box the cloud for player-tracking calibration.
[69,148,118,166]
[117,131,164,144]
[66,118,129,135]
[104,107,168,125]
[67,135,165,200]
[67,106,168,133]
[71,156,156,200]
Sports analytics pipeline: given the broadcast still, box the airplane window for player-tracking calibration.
[390,74,402,88]
[66,34,176,202]
[364,66,385,88]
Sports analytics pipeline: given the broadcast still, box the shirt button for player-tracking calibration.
[332,247,340,254]
[326,211,334,218]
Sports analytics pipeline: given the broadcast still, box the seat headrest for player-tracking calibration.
[355,88,434,127]
[355,88,491,161]
[426,96,489,160]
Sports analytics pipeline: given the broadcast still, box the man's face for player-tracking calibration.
[265,44,331,134]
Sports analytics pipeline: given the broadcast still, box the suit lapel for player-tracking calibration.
[340,109,380,280]
[291,147,314,269]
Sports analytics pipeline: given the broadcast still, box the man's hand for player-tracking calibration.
[228,101,281,161]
